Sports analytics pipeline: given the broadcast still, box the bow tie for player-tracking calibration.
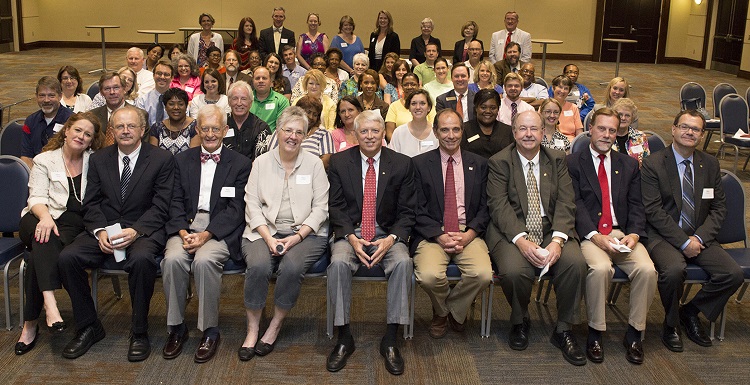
[274,27,283,33]
[200,152,221,164]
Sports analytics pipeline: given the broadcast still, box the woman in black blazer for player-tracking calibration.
[368,10,401,72]
[453,21,481,65]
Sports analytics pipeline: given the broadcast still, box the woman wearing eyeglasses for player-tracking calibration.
[612,98,649,166]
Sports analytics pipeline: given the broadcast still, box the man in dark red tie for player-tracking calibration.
[411,109,492,339]
[326,110,416,375]
[567,108,656,365]
[489,11,532,63]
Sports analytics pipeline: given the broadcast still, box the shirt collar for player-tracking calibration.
[360,149,382,164]
[672,146,694,164]
[118,142,142,160]
[201,145,223,155]
[440,147,462,165]
[517,149,539,168]
[590,146,610,160]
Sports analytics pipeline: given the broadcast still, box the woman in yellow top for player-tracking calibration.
[292,69,336,130]
[384,73,435,141]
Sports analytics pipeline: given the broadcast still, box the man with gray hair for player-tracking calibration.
[127,47,155,94]
[20,76,72,168]
[326,110,416,375]
[258,7,296,57]
[161,104,252,363]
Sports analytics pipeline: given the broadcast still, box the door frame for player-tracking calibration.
[593,0,676,65]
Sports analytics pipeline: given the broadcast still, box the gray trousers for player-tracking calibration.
[328,238,413,326]
[162,235,229,331]
[242,235,328,310]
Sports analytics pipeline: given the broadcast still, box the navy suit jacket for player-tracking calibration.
[641,145,726,252]
[258,26,296,57]
[410,148,489,254]
[166,146,252,260]
[328,146,416,241]
[82,142,174,246]
[567,148,646,239]
[436,89,476,122]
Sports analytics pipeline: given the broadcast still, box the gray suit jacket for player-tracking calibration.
[641,145,726,252]
[485,143,577,252]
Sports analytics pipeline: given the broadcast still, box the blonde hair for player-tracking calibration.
[473,60,497,86]
[605,77,630,107]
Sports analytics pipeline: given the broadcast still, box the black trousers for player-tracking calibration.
[58,233,161,334]
[19,211,83,321]
[650,241,744,327]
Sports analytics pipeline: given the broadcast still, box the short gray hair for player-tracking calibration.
[276,106,309,133]
[197,105,227,128]
[353,110,384,131]
[227,80,253,98]
[352,53,369,68]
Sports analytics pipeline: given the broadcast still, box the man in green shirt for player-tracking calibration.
[249,66,290,132]
[413,43,439,86]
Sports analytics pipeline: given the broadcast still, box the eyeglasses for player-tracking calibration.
[61,76,77,82]
[281,128,305,137]
[113,123,142,131]
[676,124,703,133]
[541,109,560,116]
[102,86,122,93]
[199,127,223,134]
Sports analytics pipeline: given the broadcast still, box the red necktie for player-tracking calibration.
[361,157,376,241]
[503,32,512,60]
[597,154,612,235]
[443,156,459,232]
[456,94,464,122]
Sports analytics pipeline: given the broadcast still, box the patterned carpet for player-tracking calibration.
[1,48,750,384]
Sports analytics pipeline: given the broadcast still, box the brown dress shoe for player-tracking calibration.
[429,314,448,339]
[194,333,220,363]
[448,313,465,333]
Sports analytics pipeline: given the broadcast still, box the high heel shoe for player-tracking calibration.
[15,325,39,355]
[48,321,67,334]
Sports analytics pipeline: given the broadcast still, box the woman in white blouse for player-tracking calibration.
[189,68,230,118]
[239,106,329,361]
[16,112,104,355]
[389,89,439,157]
[187,13,224,67]
[57,66,91,112]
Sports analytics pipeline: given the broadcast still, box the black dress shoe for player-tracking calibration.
[62,321,105,359]
[15,325,39,355]
[448,313,465,333]
[508,318,530,351]
[194,334,220,363]
[623,337,644,365]
[255,340,275,356]
[550,330,587,366]
[238,346,256,361]
[162,330,188,359]
[379,340,404,375]
[586,340,604,363]
[128,333,151,362]
[326,337,355,372]
[661,324,684,352]
[47,321,67,334]
[679,307,712,347]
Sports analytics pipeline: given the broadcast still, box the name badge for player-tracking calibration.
[631,144,644,153]
[281,38,289,44]
[371,37,375,42]
[341,42,348,47]
[53,123,64,133]
[220,187,235,197]
[265,103,275,110]
[225,128,235,138]
[446,96,456,101]
[185,86,195,94]
[51,171,67,182]
[702,188,714,199]
[554,139,565,148]
[420,140,434,148]
[339,141,347,150]
[468,134,480,143]
[563,110,574,117]
[296,174,311,185]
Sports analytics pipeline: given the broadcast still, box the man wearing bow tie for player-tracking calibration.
[161,105,252,363]
[258,7,296,58]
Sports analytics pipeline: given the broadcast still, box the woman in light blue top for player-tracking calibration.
[330,15,364,74]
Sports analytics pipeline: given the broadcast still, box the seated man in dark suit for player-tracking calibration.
[641,110,743,352]
[161,105,252,363]
[326,110,416,376]
[20,76,73,168]
[435,63,475,123]
[58,105,174,362]
[412,109,492,338]
[493,42,522,83]
[258,7,295,58]
[486,110,587,366]
[224,50,252,86]
[567,108,656,365]
[91,72,149,147]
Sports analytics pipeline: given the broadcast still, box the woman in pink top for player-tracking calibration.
[331,96,386,152]
[550,75,583,141]
[296,13,330,70]
[171,54,203,102]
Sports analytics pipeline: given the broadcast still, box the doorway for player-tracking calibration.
[0,0,12,53]
[711,0,747,74]
[600,0,662,63]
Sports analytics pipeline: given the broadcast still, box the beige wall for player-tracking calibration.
[665,0,709,61]
[22,1,597,57]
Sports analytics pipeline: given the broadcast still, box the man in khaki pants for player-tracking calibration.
[412,109,493,338]
[567,107,656,365]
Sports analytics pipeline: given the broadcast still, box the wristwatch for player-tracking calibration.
[551,237,565,248]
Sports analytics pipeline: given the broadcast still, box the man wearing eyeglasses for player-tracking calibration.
[136,61,174,128]
[59,105,174,361]
[160,104,252,363]
[641,110,743,352]
[91,72,149,146]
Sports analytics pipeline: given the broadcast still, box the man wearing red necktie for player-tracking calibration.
[411,109,492,339]
[489,11,532,64]
[326,110,416,375]
[567,108,656,365]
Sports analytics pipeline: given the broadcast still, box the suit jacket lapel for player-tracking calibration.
[348,149,363,210]
[462,150,474,211]
[511,150,529,217]
[429,152,445,213]
[209,153,231,211]
[539,150,552,214]
[580,150,602,203]
[610,153,624,209]
[376,150,391,208]
[665,146,683,212]
[692,151,706,215]
[105,147,122,207]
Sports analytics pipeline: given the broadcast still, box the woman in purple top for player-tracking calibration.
[296,13,329,70]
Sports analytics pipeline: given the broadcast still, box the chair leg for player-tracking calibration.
[612,282,624,304]
[735,282,748,303]
[680,283,694,305]
[405,274,415,340]
[703,131,713,151]
[543,279,553,305]
[743,153,750,171]
[480,283,488,338]
[484,280,495,338]
[4,260,12,331]
[535,280,545,303]
[111,276,122,299]
[19,260,25,328]
[718,305,727,341]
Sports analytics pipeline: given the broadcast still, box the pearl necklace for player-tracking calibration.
[61,147,83,204]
